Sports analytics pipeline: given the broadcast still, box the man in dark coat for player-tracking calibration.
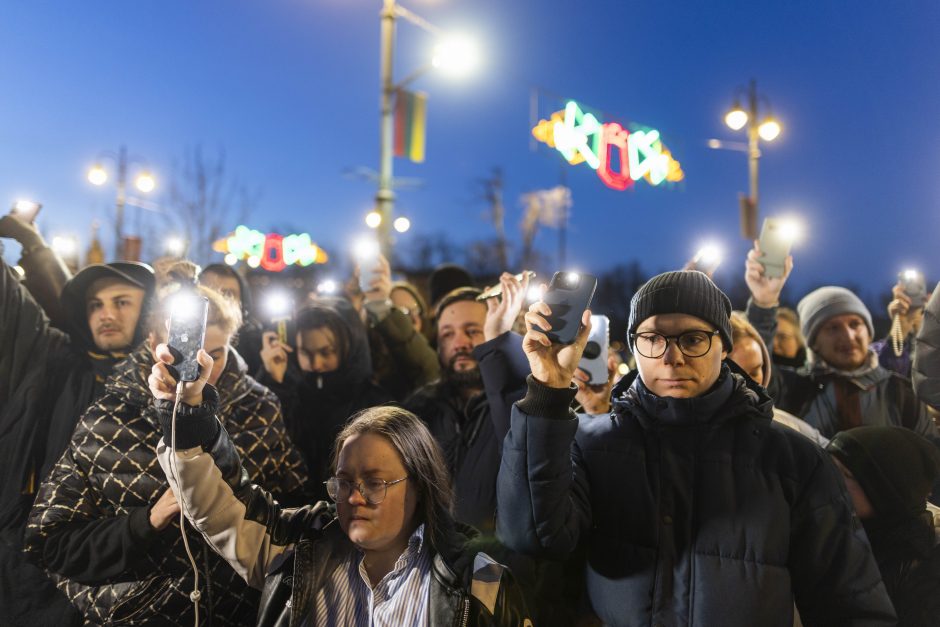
[828,426,940,627]
[498,270,896,626]
[742,244,937,441]
[0,252,155,626]
[405,278,530,534]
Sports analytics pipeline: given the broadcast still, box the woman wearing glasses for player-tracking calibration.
[148,346,530,626]
[497,271,896,626]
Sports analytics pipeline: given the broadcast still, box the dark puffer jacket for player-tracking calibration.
[152,395,532,627]
[25,344,308,625]
[497,364,897,626]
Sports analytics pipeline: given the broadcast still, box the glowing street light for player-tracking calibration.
[135,172,156,193]
[88,165,108,186]
[317,279,338,295]
[365,210,383,229]
[393,216,411,233]
[51,235,78,257]
[719,80,784,240]
[724,103,748,131]
[432,35,481,78]
[86,146,157,260]
[376,0,483,255]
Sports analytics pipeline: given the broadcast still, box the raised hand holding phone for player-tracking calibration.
[745,239,793,308]
[149,344,214,406]
[523,301,593,388]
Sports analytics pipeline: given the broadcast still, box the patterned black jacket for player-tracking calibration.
[25,343,308,625]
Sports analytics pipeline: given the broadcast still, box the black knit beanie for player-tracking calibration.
[628,271,733,351]
[828,426,940,523]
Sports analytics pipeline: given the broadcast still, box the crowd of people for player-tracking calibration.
[1,209,939,626]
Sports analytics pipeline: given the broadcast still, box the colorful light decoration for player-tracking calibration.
[213,225,328,272]
[532,100,684,191]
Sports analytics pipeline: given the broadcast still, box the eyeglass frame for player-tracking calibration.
[629,329,722,359]
[324,475,409,505]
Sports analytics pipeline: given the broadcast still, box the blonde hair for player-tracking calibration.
[729,311,771,385]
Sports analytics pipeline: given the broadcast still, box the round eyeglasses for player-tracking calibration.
[630,330,721,359]
[324,476,408,505]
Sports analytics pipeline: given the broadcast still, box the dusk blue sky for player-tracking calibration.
[2,1,938,305]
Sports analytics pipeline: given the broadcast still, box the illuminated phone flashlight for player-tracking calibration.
[777,218,804,244]
[353,236,380,263]
[693,244,723,272]
[12,199,41,215]
[526,284,545,303]
[169,290,200,321]
[903,269,920,282]
[265,291,293,344]
[317,279,338,295]
[565,272,580,287]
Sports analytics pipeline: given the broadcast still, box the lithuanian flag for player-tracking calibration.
[394,89,427,163]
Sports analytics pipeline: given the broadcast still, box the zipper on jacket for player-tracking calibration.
[459,596,470,627]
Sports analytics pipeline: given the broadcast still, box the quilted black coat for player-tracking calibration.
[25,344,308,625]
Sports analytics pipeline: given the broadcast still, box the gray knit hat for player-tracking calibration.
[797,286,873,345]
[628,271,733,351]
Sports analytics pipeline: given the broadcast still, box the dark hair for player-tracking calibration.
[433,286,483,321]
[295,304,351,366]
[331,406,456,551]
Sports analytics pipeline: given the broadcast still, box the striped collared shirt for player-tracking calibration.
[314,524,432,626]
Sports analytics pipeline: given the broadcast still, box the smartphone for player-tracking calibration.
[534,271,598,345]
[578,315,609,384]
[9,200,41,224]
[476,271,537,301]
[167,294,209,382]
[757,218,792,278]
[899,270,927,307]
[354,237,381,293]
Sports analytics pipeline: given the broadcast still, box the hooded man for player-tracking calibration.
[498,270,896,626]
[829,426,940,627]
[198,262,265,376]
[0,255,155,624]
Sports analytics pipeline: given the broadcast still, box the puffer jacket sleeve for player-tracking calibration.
[25,440,164,585]
[19,245,72,330]
[155,390,328,590]
[496,376,590,561]
[913,283,940,410]
[475,331,529,442]
[788,448,897,626]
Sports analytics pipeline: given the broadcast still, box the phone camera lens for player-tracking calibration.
[583,341,601,360]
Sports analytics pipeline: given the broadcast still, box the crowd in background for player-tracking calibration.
[1,209,940,627]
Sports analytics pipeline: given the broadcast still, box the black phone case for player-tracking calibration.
[535,272,598,345]
[167,297,209,382]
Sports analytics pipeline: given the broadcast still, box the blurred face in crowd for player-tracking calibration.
[730,337,765,386]
[812,314,870,371]
[86,278,146,352]
[773,317,801,359]
[391,287,423,334]
[634,314,727,399]
[297,327,340,374]
[436,300,486,376]
[199,271,241,304]
[203,324,231,386]
[335,432,418,556]
[831,457,875,519]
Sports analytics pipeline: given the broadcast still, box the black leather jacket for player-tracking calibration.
[154,389,531,627]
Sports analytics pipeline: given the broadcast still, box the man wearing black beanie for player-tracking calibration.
[497,270,896,626]
[829,426,940,627]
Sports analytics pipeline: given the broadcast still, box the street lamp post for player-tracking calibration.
[374,0,478,255]
[88,145,156,261]
[723,79,781,239]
